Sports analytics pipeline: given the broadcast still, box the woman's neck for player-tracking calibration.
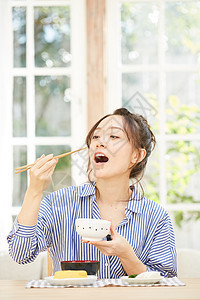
[96,177,132,205]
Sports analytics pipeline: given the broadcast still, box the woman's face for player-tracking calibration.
[89,115,138,180]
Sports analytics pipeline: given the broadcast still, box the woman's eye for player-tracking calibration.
[92,135,100,139]
[110,135,119,139]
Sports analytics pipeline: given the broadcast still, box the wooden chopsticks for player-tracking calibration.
[15,146,87,174]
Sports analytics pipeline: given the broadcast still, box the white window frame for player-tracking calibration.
[0,0,87,251]
[106,0,200,214]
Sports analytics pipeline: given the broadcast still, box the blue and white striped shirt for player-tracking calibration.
[7,182,177,278]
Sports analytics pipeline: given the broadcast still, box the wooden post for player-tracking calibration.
[86,0,106,130]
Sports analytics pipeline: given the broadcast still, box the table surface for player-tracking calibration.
[0,278,200,300]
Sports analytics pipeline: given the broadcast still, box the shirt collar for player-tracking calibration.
[125,188,144,214]
[78,182,96,197]
[78,182,144,214]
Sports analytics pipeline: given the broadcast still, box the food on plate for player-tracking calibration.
[128,271,161,279]
[128,274,138,278]
[54,270,87,279]
[136,271,161,279]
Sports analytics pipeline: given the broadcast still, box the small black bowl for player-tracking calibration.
[61,260,100,275]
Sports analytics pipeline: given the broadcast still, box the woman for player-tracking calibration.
[7,108,177,278]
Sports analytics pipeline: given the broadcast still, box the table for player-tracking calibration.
[0,279,200,300]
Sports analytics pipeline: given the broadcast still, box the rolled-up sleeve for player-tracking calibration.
[7,195,53,264]
[145,212,177,277]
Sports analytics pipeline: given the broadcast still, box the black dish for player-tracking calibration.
[61,260,100,275]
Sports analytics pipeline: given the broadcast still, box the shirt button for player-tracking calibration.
[105,263,108,267]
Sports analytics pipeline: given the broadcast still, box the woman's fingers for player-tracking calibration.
[81,239,90,244]
[46,159,58,177]
[33,154,54,169]
[39,158,58,173]
[108,222,116,241]
[30,155,58,181]
[110,223,115,236]
[81,224,128,257]
[35,154,45,163]
[28,154,58,194]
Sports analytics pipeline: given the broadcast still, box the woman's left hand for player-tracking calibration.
[82,222,147,275]
[82,223,131,259]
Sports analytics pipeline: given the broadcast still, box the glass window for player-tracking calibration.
[166,141,200,204]
[13,76,27,137]
[13,146,27,207]
[165,1,200,64]
[122,72,159,132]
[142,145,160,204]
[166,72,200,134]
[35,75,71,136]
[121,2,159,65]
[34,6,71,68]
[9,1,85,217]
[12,7,26,68]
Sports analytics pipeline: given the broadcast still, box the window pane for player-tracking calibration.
[35,76,71,136]
[121,2,159,64]
[13,77,26,137]
[166,141,200,204]
[165,1,200,64]
[142,146,160,204]
[166,72,200,134]
[122,73,159,132]
[12,7,26,68]
[169,212,200,249]
[13,146,27,207]
[34,7,71,67]
[36,145,71,194]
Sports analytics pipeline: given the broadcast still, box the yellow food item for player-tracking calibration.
[54,270,87,279]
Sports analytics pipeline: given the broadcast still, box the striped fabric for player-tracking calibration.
[7,182,177,279]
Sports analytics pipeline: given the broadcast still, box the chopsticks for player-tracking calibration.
[15,146,87,174]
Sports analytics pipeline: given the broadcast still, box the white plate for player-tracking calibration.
[45,275,97,286]
[121,272,161,285]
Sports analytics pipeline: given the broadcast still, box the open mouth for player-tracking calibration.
[94,153,109,164]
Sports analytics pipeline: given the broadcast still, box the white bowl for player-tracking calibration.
[75,218,111,241]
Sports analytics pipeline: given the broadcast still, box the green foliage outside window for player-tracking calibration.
[144,98,200,227]
[166,98,200,227]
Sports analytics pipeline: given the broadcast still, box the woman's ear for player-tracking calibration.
[138,148,146,163]
[131,148,146,164]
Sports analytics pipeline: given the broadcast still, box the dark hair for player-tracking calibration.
[86,108,156,195]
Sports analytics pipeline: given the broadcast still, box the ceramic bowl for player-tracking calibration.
[61,260,100,275]
[75,218,111,241]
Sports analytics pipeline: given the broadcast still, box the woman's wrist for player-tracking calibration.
[17,185,43,226]
[118,240,134,260]
[118,240,147,275]
[26,184,44,198]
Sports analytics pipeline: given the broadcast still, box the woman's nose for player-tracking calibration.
[96,138,106,148]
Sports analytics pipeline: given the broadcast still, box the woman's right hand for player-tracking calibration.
[17,154,58,226]
[29,154,58,194]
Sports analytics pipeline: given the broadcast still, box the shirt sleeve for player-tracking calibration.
[7,195,53,265]
[145,212,177,278]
